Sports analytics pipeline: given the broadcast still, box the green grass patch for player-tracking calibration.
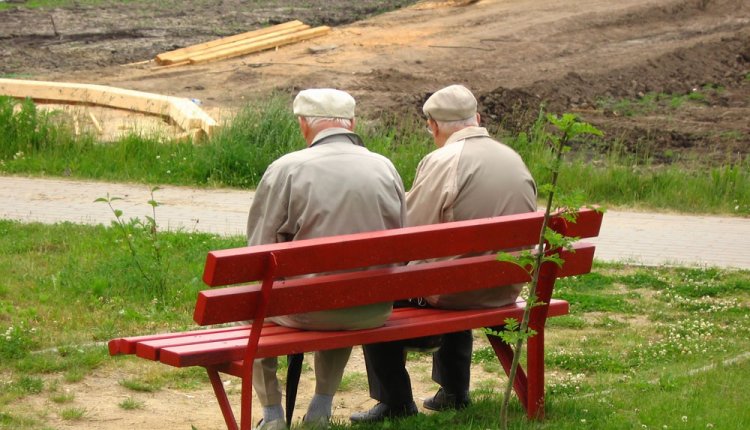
[0,411,41,430]
[118,378,158,393]
[338,372,368,392]
[50,392,75,404]
[547,314,587,329]
[0,0,115,10]
[596,87,721,117]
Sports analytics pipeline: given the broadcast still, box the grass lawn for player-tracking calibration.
[0,220,748,429]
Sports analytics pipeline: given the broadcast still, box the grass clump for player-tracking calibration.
[60,407,86,421]
[118,397,144,410]
[595,86,722,117]
[119,379,158,393]
[50,392,75,404]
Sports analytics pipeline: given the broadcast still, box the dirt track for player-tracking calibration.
[2,0,749,162]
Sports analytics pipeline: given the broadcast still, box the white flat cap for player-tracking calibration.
[423,84,477,121]
[293,88,356,119]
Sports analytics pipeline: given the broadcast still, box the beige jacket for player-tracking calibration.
[247,128,406,330]
[406,126,537,309]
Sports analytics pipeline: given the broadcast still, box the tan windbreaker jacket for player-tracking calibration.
[247,127,406,329]
[406,126,537,309]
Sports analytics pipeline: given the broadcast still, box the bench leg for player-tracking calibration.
[206,366,239,430]
[526,329,545,419]
[486,334,528,411]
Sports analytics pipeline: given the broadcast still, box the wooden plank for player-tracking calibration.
[135,325,295,361]
[188,26,331,65]
[108,324,253,356]
[0,79,173,116]
[156,20,306,64]
[87,110,103,134]
[123,307,438,360]
[0,78,220,136]
[202,208,603,286]
[168,97,219,136]
[150,60,191,70]
[161,300,570,367]
[194,243,594,325]
[161,24,310,65]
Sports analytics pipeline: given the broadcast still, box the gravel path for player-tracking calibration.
[2,175,749,270]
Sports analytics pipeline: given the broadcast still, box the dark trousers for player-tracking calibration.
[362,302,473,406]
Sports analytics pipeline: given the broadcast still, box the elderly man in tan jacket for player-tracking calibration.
[351,84,537,423]
[248,88,406,430]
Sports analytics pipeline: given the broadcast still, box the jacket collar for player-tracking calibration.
[310,128,364,147]
[444,126,490,146]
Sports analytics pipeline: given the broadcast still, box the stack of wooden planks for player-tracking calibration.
[155,20,331,66]
[0,78,219,139]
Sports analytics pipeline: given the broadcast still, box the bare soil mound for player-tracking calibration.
[2,0,748,161]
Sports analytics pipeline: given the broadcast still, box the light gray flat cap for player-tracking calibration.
[423,84,477,121]
[293,88,355,119]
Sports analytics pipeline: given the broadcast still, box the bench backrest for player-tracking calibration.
[195,208,603,325]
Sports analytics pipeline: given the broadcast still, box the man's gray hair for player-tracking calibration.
[434,116,479,129]
[303,116,354,129]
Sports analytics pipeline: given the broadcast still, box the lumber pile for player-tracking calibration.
[155,20,331,66]
[0,78,219,139]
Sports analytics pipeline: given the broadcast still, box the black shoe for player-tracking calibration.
[423,388,470,411]
[350,401,418,423]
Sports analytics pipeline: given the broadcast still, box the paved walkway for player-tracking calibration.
[2,175,749,270]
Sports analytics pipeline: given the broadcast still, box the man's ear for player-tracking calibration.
[298,117,312,146]
[476,113,481,125]
[349,118,356,131]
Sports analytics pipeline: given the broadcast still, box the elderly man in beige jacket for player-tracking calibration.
[248,88,406,430]
[351,84,537,423]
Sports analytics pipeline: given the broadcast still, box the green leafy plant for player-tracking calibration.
[0,324,36,360]
[95,187,169,302]
[488,113,603,429]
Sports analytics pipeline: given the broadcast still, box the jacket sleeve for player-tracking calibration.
[246,164,293,246]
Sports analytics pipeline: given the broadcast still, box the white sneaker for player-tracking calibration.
[254,418,287,430]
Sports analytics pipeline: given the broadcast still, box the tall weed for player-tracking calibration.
[0,96,66,158]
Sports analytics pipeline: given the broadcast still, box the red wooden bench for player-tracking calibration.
[109,208,603,430]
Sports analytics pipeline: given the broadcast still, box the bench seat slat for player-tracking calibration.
[160,300,569,368]
[108,324,252,355]
[134,306,456,361]
[204,209,603,286]
[195,243,594,325]
[135,325,292,360]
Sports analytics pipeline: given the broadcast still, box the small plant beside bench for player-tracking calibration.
[109,208,603,430]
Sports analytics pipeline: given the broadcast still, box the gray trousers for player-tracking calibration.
[253,347,352,406]
[251,305,391,406]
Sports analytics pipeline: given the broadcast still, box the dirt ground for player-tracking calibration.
[2,0,749,161]
[12,340,517,430]
[1,0,749,428]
